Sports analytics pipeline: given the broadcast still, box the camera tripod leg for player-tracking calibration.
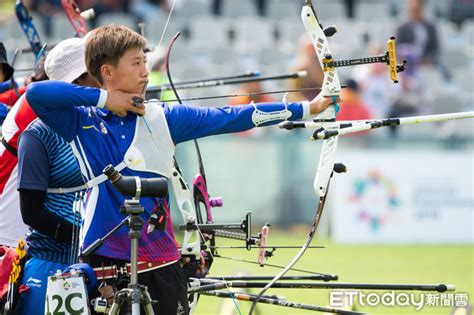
[108,290,128,315]
[141,286,155,315]
[107,286,156,315]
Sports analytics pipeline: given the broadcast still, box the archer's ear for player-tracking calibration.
[100,64,113,84]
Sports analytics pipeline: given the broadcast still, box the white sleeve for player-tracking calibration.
[96,89,108,109]
[301,101,311,120]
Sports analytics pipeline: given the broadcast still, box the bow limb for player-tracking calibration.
[249,2,341,313]
[60,0,90,37]
[165,32,242,314]
[164,32,202,261]
[165,32,220,260]
[15,0,44,58]
[164,32,183,104]
[164,32,202,315]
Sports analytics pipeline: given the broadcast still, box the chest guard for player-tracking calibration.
[124,100,175,178]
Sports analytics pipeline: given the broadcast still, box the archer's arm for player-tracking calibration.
[26,81,106,141]
[166,92,334,144]
[165,101,306,144]
[17,130,75,243]
[26,81,145,141]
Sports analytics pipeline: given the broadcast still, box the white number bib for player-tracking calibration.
[45,274,90,315]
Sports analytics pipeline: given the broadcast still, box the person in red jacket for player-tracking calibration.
[0,49,48,248]
[336,79,372,122]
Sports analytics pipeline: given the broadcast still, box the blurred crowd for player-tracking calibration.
[1,0,474,138]
[11,0,474,28]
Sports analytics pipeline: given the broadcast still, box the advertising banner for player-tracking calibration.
[331,148,474,243]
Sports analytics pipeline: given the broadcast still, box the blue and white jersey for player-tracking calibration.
[17,119,83,264]
[26,81,310,262]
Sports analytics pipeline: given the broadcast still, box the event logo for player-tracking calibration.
[63,281,71,291]
[349,170,400,231]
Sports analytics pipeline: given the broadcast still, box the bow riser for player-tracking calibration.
[193,174,223,224]
[301,3,340,121]
[170,169,201,259]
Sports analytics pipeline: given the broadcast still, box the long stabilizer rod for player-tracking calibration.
[189,281,455,294]
[204,275,335,281]
[201,290,364,314]
[279,111,474,139]
[313,111,474,140]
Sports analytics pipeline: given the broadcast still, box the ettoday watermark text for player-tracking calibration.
[329,291,469,311]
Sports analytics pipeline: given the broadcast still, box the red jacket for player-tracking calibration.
[336,102,372,121]
[0,87,27,107]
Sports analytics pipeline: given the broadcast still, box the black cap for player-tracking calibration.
[346,78,359,91]
[0,43,14,82]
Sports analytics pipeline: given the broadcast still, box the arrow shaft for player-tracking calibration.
[170,71,261,87]
[152,87,329,103]
[147,71,307,93]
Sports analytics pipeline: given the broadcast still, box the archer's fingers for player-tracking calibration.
[129,95,146,116]
[126,103,145,116]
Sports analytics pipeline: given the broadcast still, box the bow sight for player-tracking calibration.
[179,212,269,276]
[322,36,407,83]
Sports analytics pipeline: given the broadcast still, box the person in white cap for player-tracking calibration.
[0,37,98,314]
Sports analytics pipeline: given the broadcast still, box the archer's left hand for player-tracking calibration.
[309,91,342,115]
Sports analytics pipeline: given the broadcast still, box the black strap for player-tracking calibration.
[2,137,17,157]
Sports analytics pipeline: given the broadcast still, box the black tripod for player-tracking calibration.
[108,199,154,315]
[82,165,168,314]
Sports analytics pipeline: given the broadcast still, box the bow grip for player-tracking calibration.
[331,96,340,113]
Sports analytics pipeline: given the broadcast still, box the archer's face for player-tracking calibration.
[108,47,149,94]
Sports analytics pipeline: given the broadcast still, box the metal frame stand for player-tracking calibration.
[104,199,155,315]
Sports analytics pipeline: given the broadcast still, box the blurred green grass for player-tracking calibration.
[191,229,473,314]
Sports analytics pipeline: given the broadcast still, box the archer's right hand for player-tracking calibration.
[105,90,145,117]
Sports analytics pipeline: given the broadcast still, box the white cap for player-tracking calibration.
[45,37,87,83]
